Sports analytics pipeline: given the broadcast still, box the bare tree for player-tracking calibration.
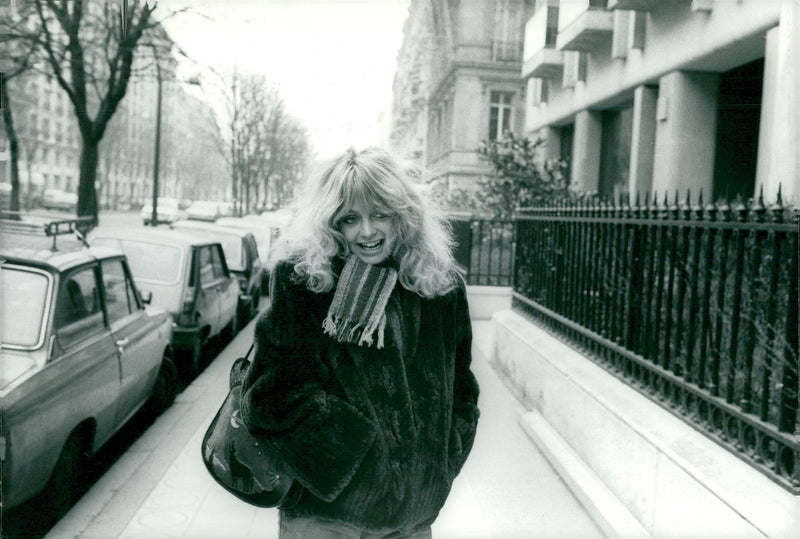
[0,1,42,216]
[23,0,172,223]
[224,70,310,215]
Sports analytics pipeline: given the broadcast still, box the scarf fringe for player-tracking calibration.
[322,257,397,349]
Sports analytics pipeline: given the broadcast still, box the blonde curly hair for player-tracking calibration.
[271,147,456,298]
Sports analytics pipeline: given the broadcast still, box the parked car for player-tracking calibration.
[186,200,222,222]
[170,220,264,324]
[88,227,240,380]
[0,219,177,513]
[215,216,274,293]
[41,188,78,212]
[140,197,187,226]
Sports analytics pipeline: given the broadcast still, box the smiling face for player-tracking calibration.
[337,200,398,265]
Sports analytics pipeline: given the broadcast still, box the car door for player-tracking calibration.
[210,243,237,330]
[100,257,162,425]
[196,245,222,335]
[48,265,121,450]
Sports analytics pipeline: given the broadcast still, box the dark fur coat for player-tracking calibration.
[240,260,480,533]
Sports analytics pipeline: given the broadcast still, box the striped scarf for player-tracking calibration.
[322,257,398,349]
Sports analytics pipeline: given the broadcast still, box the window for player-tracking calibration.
[55,266,104,350]
[198,245,216,286]
[1,268,49,348]
[493,0,523,61]
[102,259,140,323]
[210,245,227,280]
[489,91,514,140]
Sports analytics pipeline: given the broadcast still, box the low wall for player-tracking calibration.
[466,285,511,320]
[491,309,797,539]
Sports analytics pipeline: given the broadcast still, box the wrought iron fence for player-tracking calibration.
[512,192,799,493]
[450,218,515,286]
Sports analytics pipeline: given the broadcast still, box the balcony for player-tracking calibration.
[607,0,656,10]
[522,4,564,80]
[556,0,614,52]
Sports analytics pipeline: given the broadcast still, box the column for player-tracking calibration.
[651,71,720,196]
[756,0,800,204]
[572,109,602,193]
[628,85,657,198]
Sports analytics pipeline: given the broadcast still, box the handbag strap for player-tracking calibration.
[230,343,256,389]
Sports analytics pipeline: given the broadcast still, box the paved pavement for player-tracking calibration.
[46,319,602,539]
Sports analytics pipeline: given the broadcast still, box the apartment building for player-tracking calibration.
[6,72,82,204]
[4,49,225,210]
[390,0,536,194]
[522,0,799,203]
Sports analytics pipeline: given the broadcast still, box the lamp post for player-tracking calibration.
[149,48,200,226]
[151,58,163,227]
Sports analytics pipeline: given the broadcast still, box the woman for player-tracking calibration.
[240,147,480,538]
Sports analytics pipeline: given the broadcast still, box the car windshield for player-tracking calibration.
[1,267,50,348]
[92,238,182,283]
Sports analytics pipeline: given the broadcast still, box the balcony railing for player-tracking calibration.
[512,193,800,494]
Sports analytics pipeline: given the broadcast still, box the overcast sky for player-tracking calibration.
[156,0,410,159]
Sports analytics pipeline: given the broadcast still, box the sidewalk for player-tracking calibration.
[46,321,602,539]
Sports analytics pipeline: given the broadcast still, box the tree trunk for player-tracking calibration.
[1,75,21,217]
[77,137,99,224]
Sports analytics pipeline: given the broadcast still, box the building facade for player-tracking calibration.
[390,0,536,195]
[522,0,799,203]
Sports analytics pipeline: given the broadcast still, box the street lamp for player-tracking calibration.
[149,52,200,227]
[151,58,163,227]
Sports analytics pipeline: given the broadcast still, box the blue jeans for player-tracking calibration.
[279,511,433,539]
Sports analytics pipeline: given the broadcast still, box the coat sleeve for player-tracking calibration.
[240,261,377,503]
[447,277,480,478]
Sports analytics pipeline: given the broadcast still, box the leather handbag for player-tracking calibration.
[201,345,300,508]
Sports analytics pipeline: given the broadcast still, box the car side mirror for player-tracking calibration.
[141,290,153,305]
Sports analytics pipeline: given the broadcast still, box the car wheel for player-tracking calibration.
[177,338,202,382]
[47,433,87,517]
[143,357,179,417]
